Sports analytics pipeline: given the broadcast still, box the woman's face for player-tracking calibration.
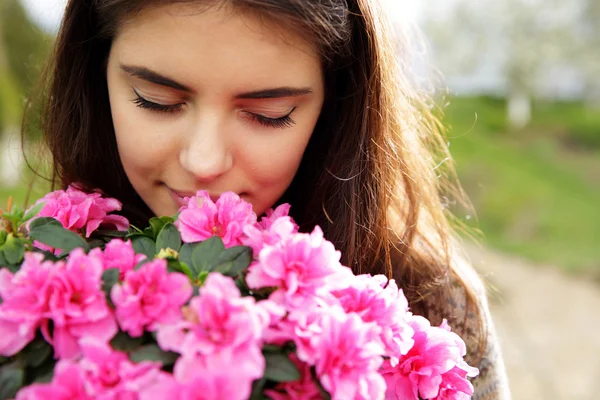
[106,4,324,217]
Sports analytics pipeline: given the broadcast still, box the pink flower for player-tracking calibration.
[380,358,419,400]
[0,253,54,356]
[111,258,193,337]
[16,360,91,400]
[29,185,129,238]
[90,239,146,279]
[242,215,297,257]
[139,374,180,400]
[431,321,479,400]
[332,275,414,361]
[172,351,262,400]
[312,312,386,400]
[175,191,256,246]
[157,273,268,357]
[265,354,323,400]
[156,273,268,396]
[41,249,117,359]
[17,339,165,400]
[380,316,472,400]
[140,357,255,400]
[263,304,333,363]
[257,203,296,230]
[433,365,479,400]
[76,337,164,399]
[245,226,349,307]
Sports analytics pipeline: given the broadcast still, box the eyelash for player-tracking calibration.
[246,108,296,129]
[132,89,184,114]
[131,91,296,129]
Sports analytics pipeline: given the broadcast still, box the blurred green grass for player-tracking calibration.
[445,96,600,273]
[0,176,50,211]
[0,155,51,211]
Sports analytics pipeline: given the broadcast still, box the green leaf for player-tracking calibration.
[131,236,156,259]
[196,270,209,286]
[87,239,107,250]
[110,331,144,352]
[126,231,151,240]
[263,352,300,382]
[147,217,175,238]
[0,363,24,400]
[262,344,283,354]
[176,261,194,281]
[92,230,128,239]
[235,275,253,296]
[127,225,144,235]
[311,366,332,400]
[1,234,24,265]
[191,237,224,275]
[0,231,7,246]
[129,344,179,366]
[101,268,120,301]
[31,361,55,384]
[178,243,195,267]
[210,246,252,277]
[142,226,155,239]
[22,202,45,223]
[148,217,166,238]
[28,217,61,231]
[249,378,268,400]
[1,263,19,274]
[164,259,180,272]
[159,216,175,224]
[134,258,151,271]
[28,224,89,253]
[0,250,8,268]
[155,223,182,254]
[20,339,53,368]
[30,249,59,262]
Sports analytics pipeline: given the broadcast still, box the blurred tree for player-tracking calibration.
[0,7,24,187]
[422,0,589,128]
[0,0,51,187]
[578,0,600,106]
[0,5,23,129]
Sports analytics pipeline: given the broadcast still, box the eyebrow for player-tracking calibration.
[120,64,313,99]
[121,64,191,92]
[234,87,313,99]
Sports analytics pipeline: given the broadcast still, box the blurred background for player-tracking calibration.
[0,0,599,398]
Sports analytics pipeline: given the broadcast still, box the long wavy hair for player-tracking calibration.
[24,0,485,359]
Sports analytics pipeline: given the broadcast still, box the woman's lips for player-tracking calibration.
[166,186,228,206]
[167,187,190,207]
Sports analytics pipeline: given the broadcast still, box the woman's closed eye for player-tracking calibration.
[132,88,185,114]
[243,108,296,129]
[131,89,297,129]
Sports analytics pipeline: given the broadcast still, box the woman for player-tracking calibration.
[25,0,510,397]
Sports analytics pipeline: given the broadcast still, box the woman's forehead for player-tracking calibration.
[110,2,323,95]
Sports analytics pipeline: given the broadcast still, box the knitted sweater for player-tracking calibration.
[423,258,512,400]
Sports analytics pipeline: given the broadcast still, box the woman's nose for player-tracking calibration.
[179,112,233,182]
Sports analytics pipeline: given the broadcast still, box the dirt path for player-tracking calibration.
[466,244,600,400]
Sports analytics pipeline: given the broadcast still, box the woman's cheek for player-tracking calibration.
[115,114,181,173]
[239,130,310,185]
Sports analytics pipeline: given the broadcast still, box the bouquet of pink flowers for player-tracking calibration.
[0,186,478,400]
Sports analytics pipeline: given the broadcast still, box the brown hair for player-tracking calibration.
[25,0,485,359]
